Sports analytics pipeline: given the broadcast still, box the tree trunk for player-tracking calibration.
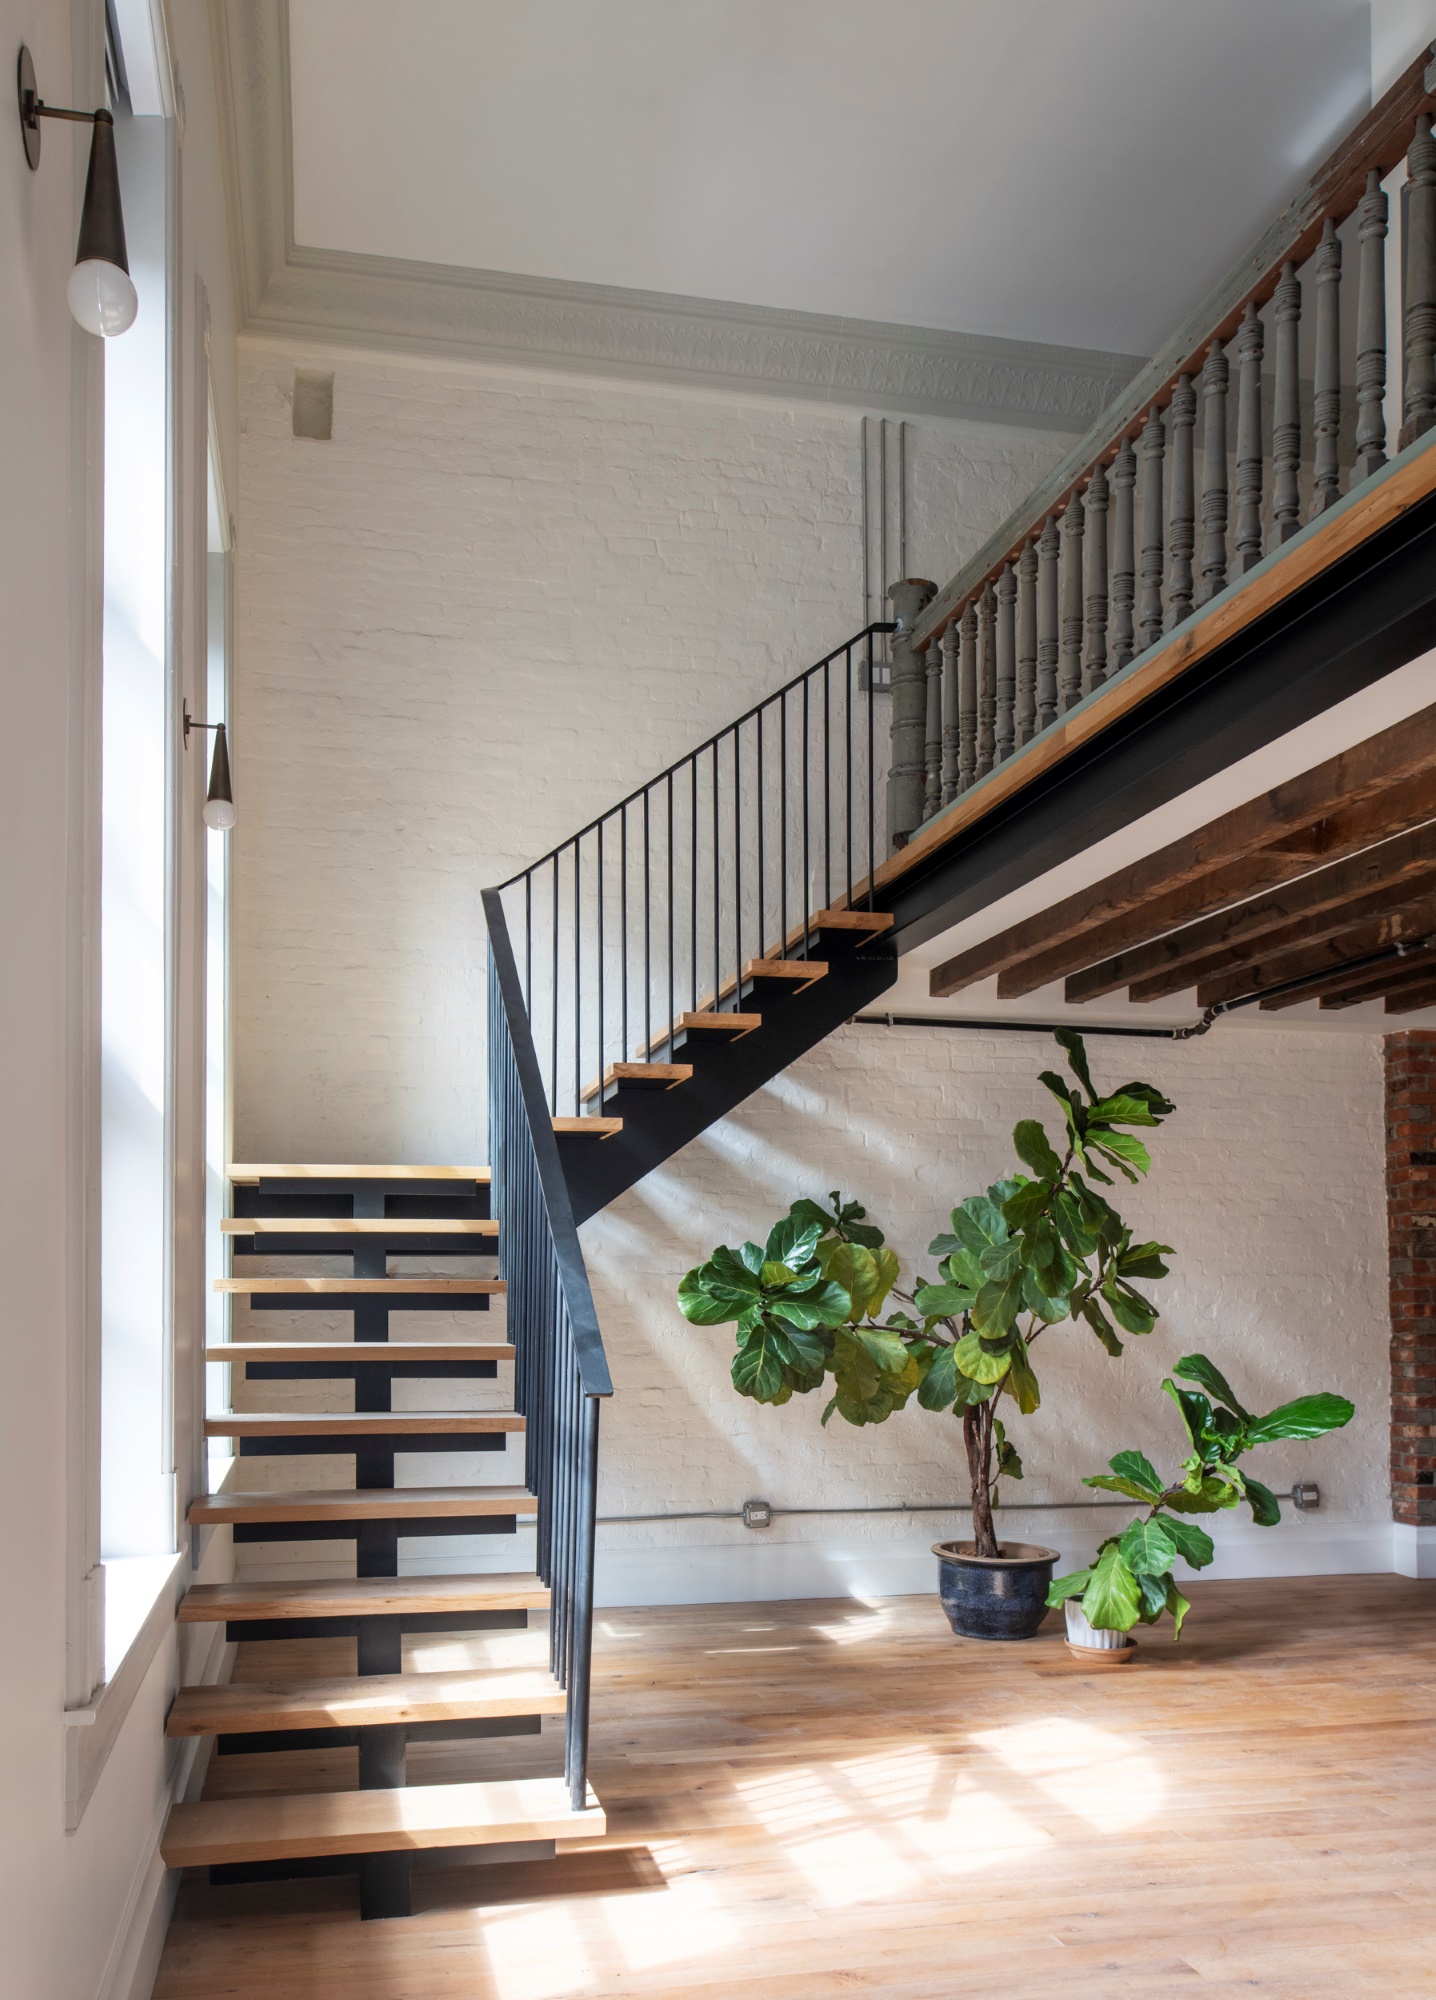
[964,1402,1000,1558]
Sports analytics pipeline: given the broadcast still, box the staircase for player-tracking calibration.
[162,1152,606,1919]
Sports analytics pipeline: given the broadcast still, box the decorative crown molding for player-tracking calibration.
[210,1,1144,430]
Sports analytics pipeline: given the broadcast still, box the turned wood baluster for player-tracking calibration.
[1082,463,1109,692]
[1198,340,1228,602]
[1235,300,1265,572]
[1313,217,1342,512]
[939,622,960,806]
[1166,374,1196,627]
[1138,406,1165,652]
[1036,517,1059,730]
[1402,114,1436,449]
[923,641,942,818]
[1110,436,1136,673]
[1017,537,1038,743]
[1059,490,1084,712]
[957,600,978,792]
[976,582,997,779]
[995,564,1017,763]
[1272,260,1302,541]
[1356,168,1389,481]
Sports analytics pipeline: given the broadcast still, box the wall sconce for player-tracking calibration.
[183,704,236,830]
[17,45,137,337]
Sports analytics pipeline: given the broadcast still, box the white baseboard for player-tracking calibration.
[592,1514,1406,1608]
[1392,1522,1436,1577]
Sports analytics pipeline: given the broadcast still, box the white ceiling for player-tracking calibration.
[289,0,1374,355]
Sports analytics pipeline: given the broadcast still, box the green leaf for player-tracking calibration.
[770,1279,852,1330]
[1085,1473,1171,1503]
[1244,1393,1355,1446]
[1052,1189,1098,1258]
[971,1269,1025,1342]
[1002,1178,1053,1232]
[993,1419,1024,1480]
[1104,1279,1158,1336]
[1053,1027,1097,1100]
[1119,1516,1178,1577]
[867,1246,901,1318]
[1038,1069,1080,1121]
[1022,1265,1070,1324]
[1108,1449,1164,1498]
[950,1195,1009,1257]
[1163,1476,1240,1514]
[1165,1578,1192,1639]
[916,1342,960,1411]
[1086,1091,1161,1128]
[914,1280,976,1317]
[1045,1566,1094,1608]
[788,1197,838,1235]
[1163,1377,1213,1447]
[711,1244,764,1290]
[850,1326,912,1375]
[677,1268,745,1325]
[954,1330,1011,1385]
[1088,1127,1152,1176]
[1117,1240,1174,1281]
[759,1260,801,1288]
[1081,1542,1142,1632]
[1172,1353,1249,1418]
[766,1295,835,1339]
[731,1335,785,1402]
[1134,1571,1171,1623]
[736,1242,765,1276]
[1161,1516,1215,1570]
[1013,1119,1064,1181]
[1006,1335,1041,1415]
[1243,1474,1283,1527]
[765,1214,823,1270]
[1082,1298,1124,1357]
[818,1240,877,1321]
[942,1244,987,1292]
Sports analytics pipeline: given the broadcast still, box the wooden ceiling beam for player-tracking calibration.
[931,720,1436,998]
[991,767,1436,998]
[1311,955,1436,1010]
[1123,862,1436,1003]
[1193,895,1436,1008]
[1065,823,1436,1003]
[1386,980,1436,1015]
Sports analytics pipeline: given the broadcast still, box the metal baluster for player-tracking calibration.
[800,677,810,956]
[1166,376,1196,626]
[1234,300,1265,572]
[976,582,996,779]
[1355,167,1389,482]
[642,792,651,1064]
[733,731,741,981]
[666,771,674,1055]
[844,646,854,907]
[923,639,942,818]
[690,761,698,1015]
[756,711,765,959]
[866,627,876,906]
[1198,340,1228,601]
[1313,218,1342,512]
[939,621,960,804]
[551,852,559,1108]
[574,844,582,1114]
[620,807,628,1063]
[822,662,831,910]
[778,701,788,977]
[1110,436,1136,673]
[1272,261,1302,540]
[1059,491,1084,713]
[1083,465,1108,692]
[995,564,1017,762]
[1037,518,1060,728]
[1138,406,1165,652]
[1016,539,1038,744]
[958,600,977,791]
[596,822,605,1083]
[711,742,720,1010]
[1403,114,1436,448]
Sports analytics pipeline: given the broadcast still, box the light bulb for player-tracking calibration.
[67,258,138,337]
[203,796,237,832]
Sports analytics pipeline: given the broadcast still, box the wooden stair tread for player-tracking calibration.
[204,1411,525,1436]
[189,1485,537,1525]
[162,1776,603,1867]
[579,1061,693,1105]
[742,957,827,987]
[215,1277,505,1295]
[167,1667,566,1737]
[206,1341,514,1364]
[552,1116,622,1135]
[229,1164,490,1184]
[222,1216,499,1236]
[812,907,894,932]
[679,1009,761,1032]
[178,1572,550,1623]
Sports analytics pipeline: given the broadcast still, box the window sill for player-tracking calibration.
[63,1549,186,1832]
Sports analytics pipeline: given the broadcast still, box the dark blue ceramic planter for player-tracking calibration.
[933,1541,1058,1641]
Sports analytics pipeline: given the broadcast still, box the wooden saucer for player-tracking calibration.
[1065,1637,1137,1665]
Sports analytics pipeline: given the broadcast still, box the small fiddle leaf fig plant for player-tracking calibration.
[1047,1353,1355,1639]
[677,1030,1177,1561]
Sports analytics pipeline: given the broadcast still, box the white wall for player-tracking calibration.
[232,338,1068,1160]
[0,1,237,1994]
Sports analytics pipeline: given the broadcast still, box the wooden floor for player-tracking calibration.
[154,1575,1436,1999]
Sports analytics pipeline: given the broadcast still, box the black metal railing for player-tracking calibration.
[494,623,895,1117]
[485,889,612,1810]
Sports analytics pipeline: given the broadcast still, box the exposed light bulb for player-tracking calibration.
[203,796,237,832]
[67,258,138,337]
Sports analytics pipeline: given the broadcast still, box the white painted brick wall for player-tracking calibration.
[232,341,1390,1592]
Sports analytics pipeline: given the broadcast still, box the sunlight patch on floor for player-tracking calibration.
[482,1905,595,2000]
[973,1714,1166,1833]
[599,1843,738,1971]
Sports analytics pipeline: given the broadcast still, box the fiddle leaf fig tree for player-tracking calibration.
[1048,1354,1355,1638]
[677,1030,1177,1559]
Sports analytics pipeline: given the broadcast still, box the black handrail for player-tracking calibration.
[494,622,896,1116]
[484,888,611,1810]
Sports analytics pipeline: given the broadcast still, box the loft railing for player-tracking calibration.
[484,889,612,1809]
[494,625,894,1119]
[890,48,1436,844]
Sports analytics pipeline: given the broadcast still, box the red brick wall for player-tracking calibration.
[1386,1031,1436,1527]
